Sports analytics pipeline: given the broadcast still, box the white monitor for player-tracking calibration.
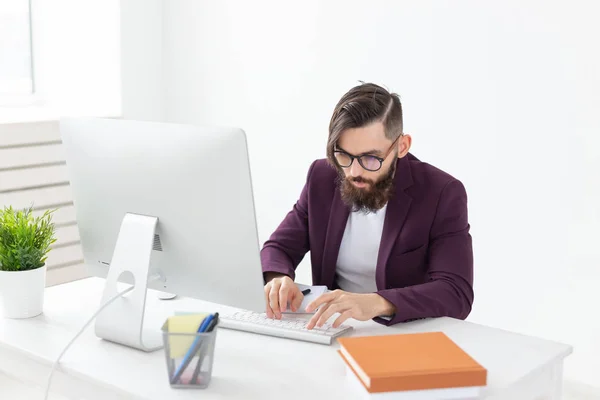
[60,117,266,351]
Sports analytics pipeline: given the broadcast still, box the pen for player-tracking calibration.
[171,314,214,384]
[191,313,219,384]
[302,288,311,295]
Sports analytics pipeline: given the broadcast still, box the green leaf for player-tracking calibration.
[0,205,57,271]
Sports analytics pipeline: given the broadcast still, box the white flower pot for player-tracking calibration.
[0,265,46,319]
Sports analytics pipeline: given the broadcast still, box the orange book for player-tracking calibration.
[337,332,487,394]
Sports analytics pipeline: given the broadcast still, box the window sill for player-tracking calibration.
[0,105,121,125]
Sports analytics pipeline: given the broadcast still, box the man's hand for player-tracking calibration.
[305,290,396,329]
[264,273,303,319]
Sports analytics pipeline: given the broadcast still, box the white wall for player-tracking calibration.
[120,0,164,121]
[121,0,600,389]
[33,0,120,116]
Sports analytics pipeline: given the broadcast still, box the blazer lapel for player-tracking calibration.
[320,188,350,288]
[375,156,414,290]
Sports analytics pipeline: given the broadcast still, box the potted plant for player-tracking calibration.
[0,206,56,319]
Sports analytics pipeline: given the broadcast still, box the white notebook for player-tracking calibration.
[283,283,328,314]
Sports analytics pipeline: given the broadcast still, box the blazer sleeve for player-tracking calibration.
[260,161,316,282]
[374,179,474,325]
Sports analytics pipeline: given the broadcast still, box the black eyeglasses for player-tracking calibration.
[333,135,401,172]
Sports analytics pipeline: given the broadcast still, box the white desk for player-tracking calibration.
[0,278,572,400]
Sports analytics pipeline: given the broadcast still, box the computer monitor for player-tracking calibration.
[60,117,266,351]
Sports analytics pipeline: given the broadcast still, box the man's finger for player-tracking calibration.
[316,302,345,328]
[269,281,282,319]
[305,291,337,313]
[332,310,352,328]
[307,301,331,330]
[278,285,290,313]
[264,284,274,318]
[291,290,303,312]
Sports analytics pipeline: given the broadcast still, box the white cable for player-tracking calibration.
[43,284,134,400]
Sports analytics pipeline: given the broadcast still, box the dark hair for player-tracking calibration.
[327,83,403,164]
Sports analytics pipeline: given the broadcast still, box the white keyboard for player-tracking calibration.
[218,311,353,345]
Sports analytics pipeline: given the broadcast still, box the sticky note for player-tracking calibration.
[167,313,208,358]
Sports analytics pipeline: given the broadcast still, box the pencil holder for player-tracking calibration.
[161,321,217,388]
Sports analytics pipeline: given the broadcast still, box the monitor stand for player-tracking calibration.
[94,213,163,352]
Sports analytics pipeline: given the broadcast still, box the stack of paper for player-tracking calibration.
[167,313,209,358]
[283,283,328,314]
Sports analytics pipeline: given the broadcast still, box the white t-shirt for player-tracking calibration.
[335,204,387,293]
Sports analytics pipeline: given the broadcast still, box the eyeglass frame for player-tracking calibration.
[333,134,402,172]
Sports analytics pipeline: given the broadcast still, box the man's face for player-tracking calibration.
[334,122,410,212]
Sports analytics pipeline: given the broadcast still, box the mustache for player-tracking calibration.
[349,176,374,185]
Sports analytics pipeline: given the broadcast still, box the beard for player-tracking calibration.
[339,160,397,213]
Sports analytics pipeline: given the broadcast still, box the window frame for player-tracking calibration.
[0,0,39,107]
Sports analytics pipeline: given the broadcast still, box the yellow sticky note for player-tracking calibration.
[167,314,208,358]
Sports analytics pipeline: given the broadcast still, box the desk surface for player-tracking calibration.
[0,278,572,400]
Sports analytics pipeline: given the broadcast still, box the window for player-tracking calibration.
[0,0,33,95]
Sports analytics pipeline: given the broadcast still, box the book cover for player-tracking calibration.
[337,332,487,393]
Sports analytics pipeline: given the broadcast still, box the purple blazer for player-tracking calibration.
[260,153,474,325]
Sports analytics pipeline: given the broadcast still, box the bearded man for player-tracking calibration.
[260,83,474,330]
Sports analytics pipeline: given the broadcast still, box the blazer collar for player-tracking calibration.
[375,155,414,289]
